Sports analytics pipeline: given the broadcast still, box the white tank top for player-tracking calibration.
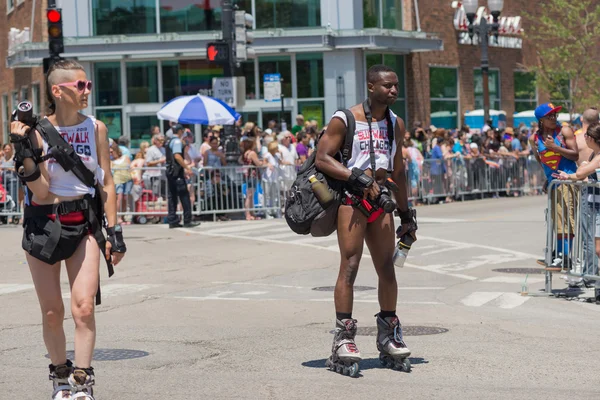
[331,110,397,172]
[42,115,105,197]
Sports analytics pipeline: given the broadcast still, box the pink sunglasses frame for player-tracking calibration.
[57,80,93,93]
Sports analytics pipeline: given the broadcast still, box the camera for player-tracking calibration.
[11,101,36,127]
[377,186,396,213]
[376,179,399,214]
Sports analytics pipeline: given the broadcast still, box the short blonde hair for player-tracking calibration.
[267,141,279,153]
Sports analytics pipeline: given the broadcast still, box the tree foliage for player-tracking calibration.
[525,0,600,116]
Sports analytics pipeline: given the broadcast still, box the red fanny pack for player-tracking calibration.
[31,201,86,225]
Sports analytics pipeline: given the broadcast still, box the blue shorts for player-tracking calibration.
[115,180,133,195]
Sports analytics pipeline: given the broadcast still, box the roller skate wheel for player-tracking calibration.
[378,353,389,367]
[336,364,343,374]
[396,358,411,372]
[348,363,360,377]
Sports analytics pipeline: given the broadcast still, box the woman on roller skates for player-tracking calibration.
[9,59,126,399]
[315,64,418,377]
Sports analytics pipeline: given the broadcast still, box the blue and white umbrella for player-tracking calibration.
[156,94,241,125]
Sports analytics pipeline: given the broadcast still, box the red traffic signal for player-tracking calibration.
[47,9,61,23]
[206,42,230,65]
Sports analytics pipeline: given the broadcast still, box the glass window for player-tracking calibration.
[255,0,320,29]
[126,62,158,104]
[382,0,402,30]
[430,67,459,129]
[298,100,325,129]
[92,0,156,35]
[7,0,15,12]
[363,0,380,28]
[96,109,123,141]
[296,53,323,98]
[364,0,402,29]
[259,56,292,99]
[95,62,121,106]
[240,112,259,126]
[430,67,458,99]
[235,61,256,99]
[20,87,28,102]
[514,71,536,113]
[162,60,225,102]
[11,92,18,109]
[474,69,501,111]
[160,0,221,33]
[130,115,159,148]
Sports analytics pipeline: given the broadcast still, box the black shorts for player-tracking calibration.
[22,215,90,265]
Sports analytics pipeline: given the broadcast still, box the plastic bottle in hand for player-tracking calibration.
[393,233,416,268]
[309,175,334,207]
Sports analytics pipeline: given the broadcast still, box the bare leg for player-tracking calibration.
[27,254,66,365]
[245,188,254,220]
[365,212,397,311]
[65,236,100,368]
[334,205,368,314]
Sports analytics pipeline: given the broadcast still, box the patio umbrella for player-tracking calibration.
[156,94,240,125]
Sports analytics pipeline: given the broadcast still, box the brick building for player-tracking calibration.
[0,0,555,146]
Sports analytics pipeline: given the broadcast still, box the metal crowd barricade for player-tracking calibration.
[195,164,289,220]
[544,180,600,295]
[0,166,23,224]
[420,159,452,201]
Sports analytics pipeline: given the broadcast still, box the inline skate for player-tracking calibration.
[325,318,361,377]
[49,360,73,400]
[68,367,96,399]
[376,313,411,372]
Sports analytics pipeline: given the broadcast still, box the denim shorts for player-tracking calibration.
[115,180,133,195]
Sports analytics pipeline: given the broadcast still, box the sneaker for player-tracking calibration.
[183,222,201,228]
[168,223,183,229]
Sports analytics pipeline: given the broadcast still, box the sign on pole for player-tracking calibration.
[263,73,281,102]
[212,77,246,109]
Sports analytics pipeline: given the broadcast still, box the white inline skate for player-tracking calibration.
[376,313,412,372]
[68,367,96,399]
[325,318,362,377]
[49,360,73,400]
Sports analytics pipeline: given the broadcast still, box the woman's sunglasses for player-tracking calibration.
[57,80,93,93]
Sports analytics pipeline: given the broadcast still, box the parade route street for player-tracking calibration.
[2,196,600,399]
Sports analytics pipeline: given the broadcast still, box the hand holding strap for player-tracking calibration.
[347,167,374,191]
[106,227,127,254]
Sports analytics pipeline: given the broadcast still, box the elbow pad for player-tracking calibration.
[17,164,41,182]
[347,167,374,191]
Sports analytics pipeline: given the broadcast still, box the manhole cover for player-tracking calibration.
[45,349,149,361]
[492,268,545,274]
[312,286,376,292]
[330,326,448,336]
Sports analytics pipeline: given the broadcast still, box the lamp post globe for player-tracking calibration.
[487,0,504,13]
[463,0,479,15]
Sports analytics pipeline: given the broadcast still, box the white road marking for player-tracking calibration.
[239,291,269,295]
[175,296,251,301]
[62,284,161,299]
[202,221,281,234]
[260,231,309,240]
[461,292,504,307]
[211,281,307,289]
[496,293,531,309]
[287,236,338,244]
[399,217,466,223]
[482,276,545,284]
[418,235,540,259]
[0,284,34,295]
[419,244,471,257]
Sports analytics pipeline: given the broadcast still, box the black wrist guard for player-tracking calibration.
[347,168,374,191]
[106,227,127,253]
[396,208,418,236]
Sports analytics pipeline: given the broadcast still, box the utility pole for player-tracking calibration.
[220,0,239,164]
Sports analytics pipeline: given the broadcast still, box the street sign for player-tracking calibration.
[212,77,246,109]
[263,73,281,102]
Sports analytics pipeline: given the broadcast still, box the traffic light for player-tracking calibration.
[206,42,231,65]
[234,10,254,62]
[47,8,64,58]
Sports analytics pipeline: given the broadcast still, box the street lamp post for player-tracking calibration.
[463,0,503,124]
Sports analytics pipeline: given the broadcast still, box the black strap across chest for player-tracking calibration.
[362,99,395,172]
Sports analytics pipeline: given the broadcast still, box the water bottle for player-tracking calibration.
[393,233,416,268]
[309,175,334,207]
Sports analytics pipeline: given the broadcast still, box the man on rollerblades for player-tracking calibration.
[315,64,417,376]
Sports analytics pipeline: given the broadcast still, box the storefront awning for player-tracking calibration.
[6,27,443,68]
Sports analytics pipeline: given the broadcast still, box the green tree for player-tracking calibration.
[525,0,600,118]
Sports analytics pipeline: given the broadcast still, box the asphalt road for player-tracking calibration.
[2,195,599,399]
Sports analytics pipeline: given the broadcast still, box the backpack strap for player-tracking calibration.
[385,107,394,149]
[36,118,96,188]
[338,109,355,166]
